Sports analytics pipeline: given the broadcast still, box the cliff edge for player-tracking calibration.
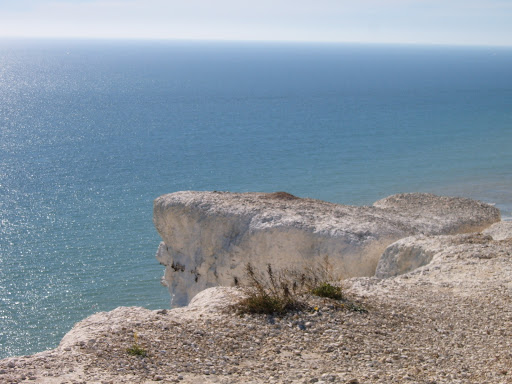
[153,191,500,306]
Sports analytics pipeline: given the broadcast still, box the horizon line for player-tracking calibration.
[1,35,511,49]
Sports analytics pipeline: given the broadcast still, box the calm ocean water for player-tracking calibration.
[1,39,511,358]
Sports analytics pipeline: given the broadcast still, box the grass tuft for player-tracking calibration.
[237,293,298,315]
[126,344,147,357]
[235,257,344,315]
[235,263,305,315]
[310,282,344,300]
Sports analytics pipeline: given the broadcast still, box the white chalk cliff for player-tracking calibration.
[153,191,500,306]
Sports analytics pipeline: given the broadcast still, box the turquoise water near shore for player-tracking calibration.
[1,39,511,358]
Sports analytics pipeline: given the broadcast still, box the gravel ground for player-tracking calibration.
[1,238,511,384]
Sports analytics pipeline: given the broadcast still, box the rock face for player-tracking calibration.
[374,235,444,278]
[375,233,496,278]
[376,220,512,278]
[154,191,500,306]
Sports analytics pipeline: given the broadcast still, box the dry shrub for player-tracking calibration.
[235,256,344,315]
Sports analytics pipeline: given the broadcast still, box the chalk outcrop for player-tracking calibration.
[153,191,500,306]
[374,235,444,278]
[375,233,502,278]
[375,220,512,278]
[483,220,512,240]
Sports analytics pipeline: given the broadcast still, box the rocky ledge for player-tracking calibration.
[153,191,500,305]
[1,224,511,383]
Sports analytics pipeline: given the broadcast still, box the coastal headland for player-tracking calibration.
[1,192,511,383]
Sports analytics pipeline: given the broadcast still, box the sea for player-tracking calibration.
[1,39,511,359]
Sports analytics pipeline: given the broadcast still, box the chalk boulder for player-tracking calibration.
[375,232,510,278]
[483,221,512,240]
[374,235,442,278]
[154,191,500,306]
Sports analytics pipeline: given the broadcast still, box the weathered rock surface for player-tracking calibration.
[375,235,445,278]
[154,191,500,306]
[375,233,497,278]
[483,220,512,240]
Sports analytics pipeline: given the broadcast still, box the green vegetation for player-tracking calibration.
[345,301,367,313]
[235,257,348,315]
[236,263,305,315]
[310,282,344,300]
[237,291,298,315]
[126,344,147,357]
[126,331,148,357]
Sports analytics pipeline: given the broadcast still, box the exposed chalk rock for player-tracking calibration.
[59,287,241,350]
[375,232,510,278]
[374,236,442,279]
[372,193,499,234]
[375,233,488,278]
[59,306,154,350]
[172,286,245,320]
[154,191,500,306]
[483,220,512,240]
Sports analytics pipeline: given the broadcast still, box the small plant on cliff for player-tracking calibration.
[310,282,344,300]
[126,332,147,357]
[299,256,344,299]
[236,263,304,315]
[126,344,147,357]
[235,257,344,315]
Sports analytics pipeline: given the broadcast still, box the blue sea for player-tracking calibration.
[1,39,511,358]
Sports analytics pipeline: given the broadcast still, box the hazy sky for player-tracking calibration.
[0,0,511,46]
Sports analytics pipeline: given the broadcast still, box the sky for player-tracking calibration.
[0,0,511,46]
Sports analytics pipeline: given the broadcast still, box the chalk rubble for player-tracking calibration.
[153,191,500,306]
